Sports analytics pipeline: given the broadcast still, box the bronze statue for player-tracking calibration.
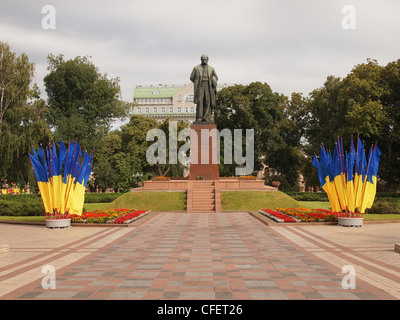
[190,54,218,123]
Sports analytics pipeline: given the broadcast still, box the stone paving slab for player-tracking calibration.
[0,212,399,301]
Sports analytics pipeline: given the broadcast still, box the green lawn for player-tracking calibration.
[298,201,331,210]
[105,191,187,211]
[83,202,108,212]
[221,191,301,210]
[1,191,399,222]
[0,216,45,222]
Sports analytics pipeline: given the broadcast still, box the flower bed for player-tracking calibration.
[260,208,338,223]
[259,209,298,223]
[275,207,338,222]
[70,209,149,224]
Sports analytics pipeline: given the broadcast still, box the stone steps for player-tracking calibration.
[187,180,221,213]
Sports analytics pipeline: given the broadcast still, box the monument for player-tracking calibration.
[189,55,220,180]
[142,55,274,213]
[190,54,218,123]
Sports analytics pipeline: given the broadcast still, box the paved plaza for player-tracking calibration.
[0,211,399,300]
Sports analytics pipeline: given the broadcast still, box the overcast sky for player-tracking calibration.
[1,0,400,103]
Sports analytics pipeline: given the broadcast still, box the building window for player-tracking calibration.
[185,107,189,113]
[178,95,181,101]
[153,107,157,113]
[186,94,194,101]
[137,108,141,114]
[145,108,149,114]
[169,107,173,113]
[190,107,195,113]
[177,107,181,113]
[161,108,165,114]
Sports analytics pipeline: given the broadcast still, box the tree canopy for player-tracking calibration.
[0,41,399,192]
[0,42,51,188]
[44,54,131,152]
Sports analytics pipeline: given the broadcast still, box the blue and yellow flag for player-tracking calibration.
[312,136,381,215]
[29,149,53,214]
[29,139,94,216]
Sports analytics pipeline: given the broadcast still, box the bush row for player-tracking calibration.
[285,192,400,202]
[368,198,400,214]
[0,199,45,216]
[0,192,121,216]
[285,192,329,201]
[84,193,122,203]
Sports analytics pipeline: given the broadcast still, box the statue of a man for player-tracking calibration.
[190,54,218,123]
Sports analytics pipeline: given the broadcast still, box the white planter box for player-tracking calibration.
[46,219,71,229]
[338,217,363,227]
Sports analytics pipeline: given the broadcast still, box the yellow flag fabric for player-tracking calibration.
[29,139,93,216]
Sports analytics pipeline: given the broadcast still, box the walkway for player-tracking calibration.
[0,212,399,300]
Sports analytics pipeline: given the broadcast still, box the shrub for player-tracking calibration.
[368,198,400,214]
[0,198,44,216]
[285,192,329,201]
[83,193,121,203]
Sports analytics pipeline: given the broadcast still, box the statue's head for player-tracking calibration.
[201,54,209,66]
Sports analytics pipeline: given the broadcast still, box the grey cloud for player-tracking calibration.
[1,0,400,101]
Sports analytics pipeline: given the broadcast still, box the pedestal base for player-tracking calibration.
[46,219,71,229]
[189,123,219,180]
[337,217,363,227]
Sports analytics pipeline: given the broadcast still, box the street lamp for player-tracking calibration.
[135,172,143,187]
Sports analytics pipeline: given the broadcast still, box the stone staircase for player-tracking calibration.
[187,180,221,213]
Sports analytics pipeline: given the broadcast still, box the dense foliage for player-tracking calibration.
[0,41,399,193]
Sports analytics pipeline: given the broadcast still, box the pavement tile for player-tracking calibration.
[1,212,399,301]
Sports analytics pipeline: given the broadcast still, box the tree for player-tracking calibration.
[44,54,130,152]
[303,59,400,191]
[154,118,189,177]
[0,42,51,188]
[215,82,303,189]
[304,75,344,151]
[94,115,159,191]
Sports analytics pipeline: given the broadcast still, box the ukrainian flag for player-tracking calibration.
[49,140,67,213]
[319,146,341,212]
[360,145,381,213]
[345,138,356,213]
[354,137,366,211]
[29,149,52,214]
[331,145,347,211]
[71,151,93,215]
[65,141,83,214]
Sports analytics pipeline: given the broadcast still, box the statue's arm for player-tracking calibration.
[190,67,196,82]
[212,68,218,81]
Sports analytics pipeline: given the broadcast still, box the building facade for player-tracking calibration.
[133,83,229,123]
[133,83,197,123]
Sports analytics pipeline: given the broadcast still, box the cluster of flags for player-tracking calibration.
[28,139,94,215]
[312,136,381,215]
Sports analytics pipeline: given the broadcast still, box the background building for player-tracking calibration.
[133,83,196,123]
[133,83,229,123]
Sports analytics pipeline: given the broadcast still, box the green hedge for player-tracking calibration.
[0,199,45,216]
[0,193,122,216]
[285,192,329,201]
[285,192,400,202]
[83,193,122,203]
[367,198,400,214]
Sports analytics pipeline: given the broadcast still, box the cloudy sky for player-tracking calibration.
[1,0,400,103]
